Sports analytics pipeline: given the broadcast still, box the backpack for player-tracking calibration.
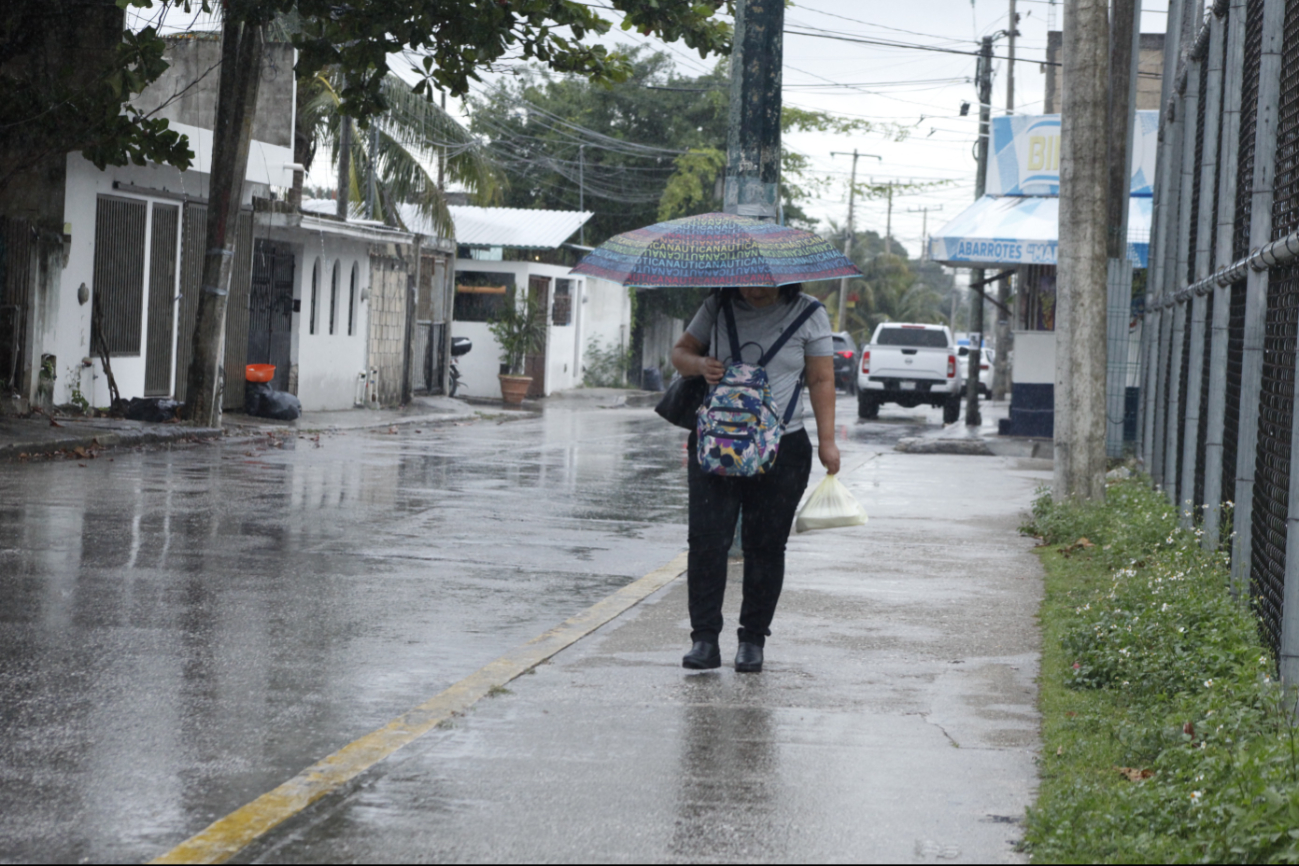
[696,294,824,477]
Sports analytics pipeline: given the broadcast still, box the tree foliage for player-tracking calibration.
[812,224,960,342]
[468,46,894,246]
[0,1,193,200]
[293,67,502,235]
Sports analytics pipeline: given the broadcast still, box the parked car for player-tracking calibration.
[957,345,995,396]
[857,323,963,424]
[831,331,858,393]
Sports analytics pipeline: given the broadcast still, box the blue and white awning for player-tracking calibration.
[928,195,1152,269]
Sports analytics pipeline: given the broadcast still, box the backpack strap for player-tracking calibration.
[783,374,806,427]
[720,293,742,363]
[758,298,824,367]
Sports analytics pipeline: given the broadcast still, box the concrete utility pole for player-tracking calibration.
[831,151,882,329]
[994,1,1020,401]
[1007,0,1017,114]
[724,0,784,222]
[437,91,447,193]
[182,12,264,426]
[884,181,894,255]
[832,150,860,331]
[1103,0,1142,457]
[966,35,994,428]
[908,205,941,260]
[579,144,587,244]
[336,115,352,220]
[1055,0,1110,501]
[366,124,378,219]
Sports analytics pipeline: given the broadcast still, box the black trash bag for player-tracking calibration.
[125,397,181,423]
[641,367,664,392]
[244,382,302,421]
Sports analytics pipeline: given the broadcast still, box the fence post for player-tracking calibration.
[1175,56,1203,519]
[1152,113,1185,490]
[1162,74,1194,499]
[1231,0,1286,595]
[1204,0,1248,547]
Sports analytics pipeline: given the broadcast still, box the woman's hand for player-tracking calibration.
[672,333,725,384]
[697,356,726,385]
[818,439,841,475]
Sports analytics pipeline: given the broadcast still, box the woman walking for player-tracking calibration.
[670,283,839,673]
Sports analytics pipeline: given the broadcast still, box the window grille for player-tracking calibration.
[91,195,147,356]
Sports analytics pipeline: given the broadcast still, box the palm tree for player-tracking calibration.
[292,68,501,236]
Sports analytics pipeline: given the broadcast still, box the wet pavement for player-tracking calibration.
[239,400,1048,864]
[0,395,1038,863]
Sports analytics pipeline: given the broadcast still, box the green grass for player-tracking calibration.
[1025,480,1299,863]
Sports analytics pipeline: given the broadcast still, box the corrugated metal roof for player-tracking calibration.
[397,204,592,249]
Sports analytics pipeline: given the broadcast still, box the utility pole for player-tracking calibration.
[182,11,264,426]
[366,123,378,220]
[1056,0,1111,500]
[437,91,447,193]
[835,150,859,331]
[724,0,784,222]
[908,205,941,260]
[1007,0,1017,114]
[884,181,894,255]
[1104,0,1142,455]
[966,35,994,428]
[336,115,352,219]
[830,150,881,330]
[994,2,1021,401]
[579,144,586,244]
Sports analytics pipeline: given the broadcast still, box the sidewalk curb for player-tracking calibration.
[0,424,222,461]
[150,551,689,866]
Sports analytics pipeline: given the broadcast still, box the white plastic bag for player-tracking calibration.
[795,474,868,534]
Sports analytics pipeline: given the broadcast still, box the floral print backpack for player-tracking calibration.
[696,295,824,476]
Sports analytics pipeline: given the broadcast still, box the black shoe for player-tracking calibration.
[682,640,721,670]
[735,642,764,673]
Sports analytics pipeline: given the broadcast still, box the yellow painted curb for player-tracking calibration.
[151,550,689,865]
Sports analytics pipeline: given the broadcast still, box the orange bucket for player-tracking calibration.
[246,364,276,383]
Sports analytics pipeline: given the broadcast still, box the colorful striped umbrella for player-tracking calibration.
[570,212,861,288]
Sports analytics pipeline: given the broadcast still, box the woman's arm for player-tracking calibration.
[672,333,726,385]
[805,355,841,474]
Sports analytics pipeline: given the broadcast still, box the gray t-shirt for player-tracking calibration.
[685,292,833,433]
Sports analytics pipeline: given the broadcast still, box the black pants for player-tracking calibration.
[686,428,813,647]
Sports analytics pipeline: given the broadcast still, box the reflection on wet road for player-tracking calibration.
[0,395,940,862]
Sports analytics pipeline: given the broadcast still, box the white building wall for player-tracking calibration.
[53,138,291,408]
[580,277,631,374]
[450,262,631,399]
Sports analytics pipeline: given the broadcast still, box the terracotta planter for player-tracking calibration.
[499,374,533,405]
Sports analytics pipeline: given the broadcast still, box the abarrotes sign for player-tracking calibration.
[987,110,1159,197]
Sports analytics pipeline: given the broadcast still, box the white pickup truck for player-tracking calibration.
[856,323,963,424]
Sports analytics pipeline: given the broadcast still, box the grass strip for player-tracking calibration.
[1024,479,1299,863]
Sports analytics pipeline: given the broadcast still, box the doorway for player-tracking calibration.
[247,240,295,393]
[525,275,550,397]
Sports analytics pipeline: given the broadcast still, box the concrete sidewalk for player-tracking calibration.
[0,413,220,460]
[248,448,1050,863]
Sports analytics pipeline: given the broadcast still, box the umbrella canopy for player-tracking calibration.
[571,212,861,288]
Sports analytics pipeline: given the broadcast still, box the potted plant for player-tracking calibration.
[488,294,546,405]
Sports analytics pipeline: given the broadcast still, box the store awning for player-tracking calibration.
[928,195,1151,268]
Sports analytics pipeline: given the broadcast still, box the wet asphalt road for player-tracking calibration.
[0,395,938,863]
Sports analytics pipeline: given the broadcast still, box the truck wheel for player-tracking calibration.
[858,392,880,420]
[943,397,961,425]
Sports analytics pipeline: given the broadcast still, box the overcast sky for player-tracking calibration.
[135,0,1176,260]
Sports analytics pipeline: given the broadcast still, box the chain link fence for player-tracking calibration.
[1139,0,1299,667]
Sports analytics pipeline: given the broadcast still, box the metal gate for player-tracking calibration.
[525,275,550,397]
[247,240,295,393]
[0,218,32,393]
[144,204,179,396]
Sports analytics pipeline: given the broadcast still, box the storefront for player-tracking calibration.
[929,111,1157,437]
